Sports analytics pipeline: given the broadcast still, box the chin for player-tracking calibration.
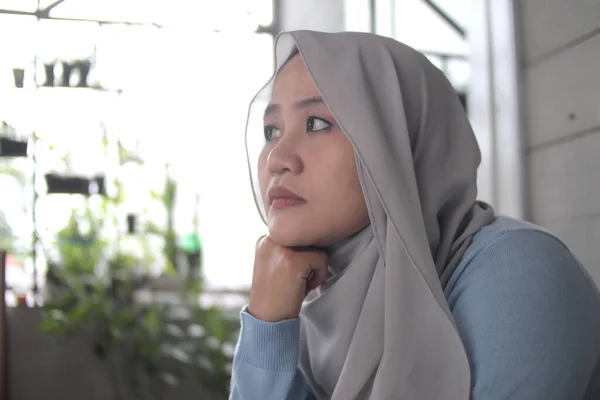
[268,217,319,248]
[268,227,313,248]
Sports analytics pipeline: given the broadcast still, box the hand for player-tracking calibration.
[248,236,329,322]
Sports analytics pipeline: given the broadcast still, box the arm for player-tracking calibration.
[229,309,312,400]
[448,230,600,400]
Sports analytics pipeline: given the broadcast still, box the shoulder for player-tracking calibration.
[445,217,600,399]
[446,217,600,329]
[446,216,600,330]
[446,216,598,297]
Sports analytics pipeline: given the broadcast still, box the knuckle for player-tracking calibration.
[279,250,294,266]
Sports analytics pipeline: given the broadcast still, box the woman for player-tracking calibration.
[229,31,600,399]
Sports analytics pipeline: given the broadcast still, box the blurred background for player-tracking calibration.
[0,0,598,398]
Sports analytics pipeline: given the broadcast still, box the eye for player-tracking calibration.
[264,125,281,141]
[307,117,332,132]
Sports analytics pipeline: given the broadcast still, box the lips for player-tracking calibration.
[268,186,306,209]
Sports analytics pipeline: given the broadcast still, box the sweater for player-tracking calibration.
[229,217,600,399]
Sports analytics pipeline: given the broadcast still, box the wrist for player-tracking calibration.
[247,303,300,323]
[236,308,301,370]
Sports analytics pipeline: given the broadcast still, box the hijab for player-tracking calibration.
[245,30,495,400]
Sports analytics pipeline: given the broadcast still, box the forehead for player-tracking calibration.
[271,55,319,102]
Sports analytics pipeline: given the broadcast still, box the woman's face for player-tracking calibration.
[258,54,370,248]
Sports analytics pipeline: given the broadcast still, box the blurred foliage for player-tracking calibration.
[39,165,238,400]
[0,210,15,251]
[0,162,28,187]
[41,252,238,399]
[150,165,179,275]
[0,159,29,253]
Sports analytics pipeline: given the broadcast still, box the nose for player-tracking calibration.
[266,136,303,175]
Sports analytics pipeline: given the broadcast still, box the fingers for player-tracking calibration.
[255,234,329,293]
[306,263,328,292]
[304,250,329,292]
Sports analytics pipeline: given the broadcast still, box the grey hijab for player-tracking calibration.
[245,31,494,399]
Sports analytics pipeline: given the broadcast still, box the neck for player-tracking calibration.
[327,225,374,275]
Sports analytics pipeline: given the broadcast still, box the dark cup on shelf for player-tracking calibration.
[12,68,24,88]
[0,138,28,158]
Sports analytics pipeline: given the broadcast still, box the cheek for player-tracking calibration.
[310,138,364,203]
[257,151,270,205]
[326,157,369,228]
[304,143,369,243]
[329,161,363,204]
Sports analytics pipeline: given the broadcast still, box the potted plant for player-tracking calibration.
[43,63,55,87]
[40,196,237,399]
[60,60,91,88]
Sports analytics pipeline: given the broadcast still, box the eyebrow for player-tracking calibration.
[263,96,326,119]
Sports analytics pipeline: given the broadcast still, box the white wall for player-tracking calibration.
[517,0,600,284]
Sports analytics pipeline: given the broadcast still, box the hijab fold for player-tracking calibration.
[245,31,495,400]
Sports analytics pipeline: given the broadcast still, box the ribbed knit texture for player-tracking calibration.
[235,308,301,371]
[229,217,600,400]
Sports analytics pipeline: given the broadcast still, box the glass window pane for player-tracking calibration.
[375,0,471,93]
[378,0,468,56]
[168,32,273,289]
[96,29,273,289]
[0,0,38,12]
[0,15,37,101]
[36,19,99,64]
[49,0,158,24]
[447,58,470,90]
[247,0,273,27]
[428,0,470,31]
[0,0,59,11]
[49,0,272,32]
[2,3,275,294]
[425,54,443,71]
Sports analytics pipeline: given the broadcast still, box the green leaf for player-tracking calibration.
[142,308,161,335]
[38,317,63,334]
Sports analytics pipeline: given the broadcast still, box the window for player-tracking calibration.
[373,0,470,100]
[0,1,276,295]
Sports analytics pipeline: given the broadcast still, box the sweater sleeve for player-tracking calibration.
[229,308,313,400]
[447,229,600,400]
